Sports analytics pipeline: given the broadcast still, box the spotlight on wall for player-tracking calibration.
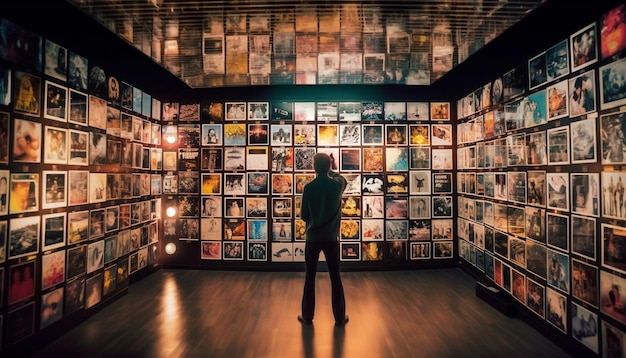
[163,125,177,144]
[165,242,177,255]
[166,206,177,217]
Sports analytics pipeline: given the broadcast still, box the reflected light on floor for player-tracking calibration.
[157,275,182,356]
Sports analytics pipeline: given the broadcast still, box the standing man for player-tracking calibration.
[299,153,349,326]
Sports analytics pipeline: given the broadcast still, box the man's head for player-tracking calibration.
[313,153,331,174]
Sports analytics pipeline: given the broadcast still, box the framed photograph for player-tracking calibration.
[385,124,407,146]
[43,126,68,165]
[248,124,269,145]
[603,222,626,274]
[269,147,292,172]
[89,208,105,239]
[40,213,65,253]
[13,71,41,116]
[432,196,453,218]
[526,277,545,318]
[569,118,597,164]
[223,147,245,171]
[546,212,569,252]
[601,3,626,59]
[360,148,382,173]
[200,148,223,171]
[600,110,626,164]
[433,241,453,259]
[571,302,599,354]
[571,215,596,261]
[338,148,359,172]
[546,39,569,83]
[294,147,316,171]
[68,89,88,126]
[571,259,599,310]
[67,210,89,245]
[223,173,245,196]
[385,147,408,171]
[247,220,268,243]
[201,196,223,218]
[270,102,293,121]
[546,172,569,212]
[569,70,596,117]
[362,124,384,146]
[44,39,67,81]
[547,126,570,165]
[528,52,547,90]
[200,241,222,260]
[409,196,430,219]
[88,95,107,130]
[88,173,106,204]
[41,250,65,291]
[546,80,568,121]
[223,123,246,146]
[201,124,222,146]
[407,148,430,171]
[9,215,39,260]
[600,269,626,325]
[293,124,316,146]
[13,118,41,163]
[225,102,246,121]
[41,170,66,209]
[338,123,360,146]
[44,81,67,121]
[545,287,567,333]
[432,148,453,170]
[408,170,430,195]
[431,172,452,195]
[383,102,406,121]
[547,248,570,295]
[317,124,338,146]
[571,23,598,72]
[405,102,428,120]
[246,146,268,170]
[293,102,315,121]
[525,90,548,128]
[600,57,626,110]
[224,197,245,219]
[247,102,269,121]
[408,124,429,146]
[410,242,431,260]
[571,173,600,217]
[431,124,452,146]
[340,196,361,218]
[601,171,626,220]
[430,102,450,121]
[9,173,38,214]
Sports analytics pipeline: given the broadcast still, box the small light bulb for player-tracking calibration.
[165,243,177,255]
[166,206,177,217]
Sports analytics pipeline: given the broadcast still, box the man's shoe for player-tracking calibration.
[298,315,312,325]
[335,315,349,326]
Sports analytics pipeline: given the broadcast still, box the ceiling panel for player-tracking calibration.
[68,0,544,88]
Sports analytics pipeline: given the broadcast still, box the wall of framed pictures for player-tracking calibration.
[0,18,163,352]
[159,99,456,267]
[455,2,626,356]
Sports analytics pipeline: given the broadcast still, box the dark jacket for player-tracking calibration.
[301,171,347,241]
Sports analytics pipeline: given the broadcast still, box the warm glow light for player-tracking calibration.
[166,134,176,144]
[166,206,177,217]
[165,242,177,255]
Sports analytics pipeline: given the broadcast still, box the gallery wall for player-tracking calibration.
[455,1,626,356]
[0,16,163,353]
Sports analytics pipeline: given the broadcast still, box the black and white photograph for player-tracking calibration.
[571,173,599,217]
[546,212,569,252]
[432,196,453,218]
[570,118,597,164]
[545,287,567,333]
[527,170,546,207]
[571,302,598,354]
[546,39,569,83]
[44,80,67,121]
[571,215,596,260]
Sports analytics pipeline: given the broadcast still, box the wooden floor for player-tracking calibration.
[29,268,571,358]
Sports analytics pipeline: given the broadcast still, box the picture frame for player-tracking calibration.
[362,148,383,172]
[41,250,65,291]
[225,102,246,121]
[547,126,570,165]
[570,118,597,164]
[362,124,384,146]
[340,148,361,172]
[569,69,597,117]
[546,39,569,83]
[601,57,626,110]
[571,173,600,217]
[385,147,408,171]
[361,219,384,241]
[293,102,316,121]
[13,71,41,116]
[546,80,568,121]
[247,124,269,145]
[10,173,38,214]
[571,302,599,354]
[546,212,569,252]
[507,171,527,204]
[385,124,407,145]
[223,123,246,146]
[600,110,626,165]
[43,126,68,164]
[272,221,292,242]
[409,196,430,219]
[68,89,88,126]
[340,242,361,261]
[410,242,431,259]
[409,147,430,169]
[200,241,222,260]
[433,241,453,259]
[526,277,545,318]
[201,123,223,146]
[528,51,547,90]
[408,124,430,146]
[431,124,453,146]
[317,123,339,146]
[13,118,41,163]
[432,148,453,170]
[384,197,407,220]
[430,102,450,121]
[89,173,107,204]
[41,170,67,209]
[246,146,268,170]
[546,172,569,212]
[224,147,246,171]
[570,22,598,72]
[247,219,268,242]
[201,148,223,171]
[601,171,626,220]
[571,215,596,261]
[406,102,429,120]
[9,215,39,260]
[362,196,384,219]
[545,287,567,333]
[247,102,269,121]
[270,102,294,121]
[201,196,223,218]
[524,90,548,128]
[293,124,316,145]
[44,80,67,121]
[432,172,452,194]
[571,259,599,309]
[603,222,626,274]
[432,196,453,218]
[339,123,361,146]
[547,249,570,294]
[294,147,316,172]
[600,269,626,325]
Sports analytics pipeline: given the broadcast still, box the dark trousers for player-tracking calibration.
[301,240,345,322]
